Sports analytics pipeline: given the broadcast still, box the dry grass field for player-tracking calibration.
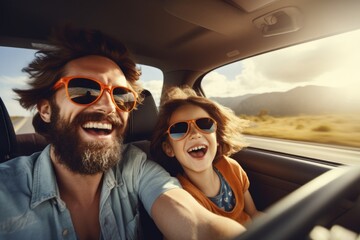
[240,114,360,148]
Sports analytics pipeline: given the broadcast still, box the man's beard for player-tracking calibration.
[47,102,124,175]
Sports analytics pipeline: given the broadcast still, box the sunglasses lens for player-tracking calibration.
[195,118,216,133]
[113,87,136,111]
[169,122,189,140]
[67,78,101,104]
[66,78,136,111]
[168,118,216,140]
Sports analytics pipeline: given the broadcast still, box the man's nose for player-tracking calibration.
[93,89,116,113]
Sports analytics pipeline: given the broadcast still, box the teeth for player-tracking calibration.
[82,122,112,130]
[188,145,206,152]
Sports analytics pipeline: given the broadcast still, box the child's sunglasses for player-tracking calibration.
[166,117,217,141]
[52,76,137,112]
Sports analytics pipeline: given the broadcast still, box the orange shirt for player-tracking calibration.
[177,156,251,224]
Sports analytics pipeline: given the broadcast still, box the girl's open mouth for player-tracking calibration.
[187,145,208,158]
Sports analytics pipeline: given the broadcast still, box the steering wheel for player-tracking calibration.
[236,166,360,240]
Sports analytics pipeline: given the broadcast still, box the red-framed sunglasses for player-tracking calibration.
[52,76,137,112]
[166,117,217,141]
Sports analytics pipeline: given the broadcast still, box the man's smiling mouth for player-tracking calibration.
[82,121,113,135]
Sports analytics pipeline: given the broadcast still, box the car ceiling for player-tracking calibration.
[1,0,360,77]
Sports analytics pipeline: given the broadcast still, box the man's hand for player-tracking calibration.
[151,188,246,240]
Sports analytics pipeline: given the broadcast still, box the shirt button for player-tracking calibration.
[62,229,69,236]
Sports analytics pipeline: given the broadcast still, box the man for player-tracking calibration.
[0,27,245,239]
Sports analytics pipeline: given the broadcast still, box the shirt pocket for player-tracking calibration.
[125,211,140,240]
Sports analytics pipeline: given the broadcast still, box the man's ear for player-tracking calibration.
[162,141,175,157]
[37,99,52,123]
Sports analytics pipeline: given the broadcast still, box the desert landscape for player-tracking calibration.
[212,85,360,149]
[240,113,360,148]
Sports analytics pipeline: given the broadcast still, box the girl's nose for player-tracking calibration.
[188,122,202,139]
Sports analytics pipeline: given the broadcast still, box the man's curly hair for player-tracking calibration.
[13,26,143,136]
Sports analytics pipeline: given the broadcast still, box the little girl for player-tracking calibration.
[151,87,260,224]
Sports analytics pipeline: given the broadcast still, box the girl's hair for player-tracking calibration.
[13,26,143,136]
[150,87,248,176]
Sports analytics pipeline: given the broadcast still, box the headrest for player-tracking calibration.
[0,97,17,163]
[124,89,158,143]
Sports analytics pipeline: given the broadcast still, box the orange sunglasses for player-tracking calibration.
[52,76,137,112]
[166,117,217,141]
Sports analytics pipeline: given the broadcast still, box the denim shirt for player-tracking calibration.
[0,144,181,240]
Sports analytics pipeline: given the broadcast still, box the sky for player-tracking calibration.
[202,29,360,98]
[1,29,360,116]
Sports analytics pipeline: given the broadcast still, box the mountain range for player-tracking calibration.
[210,85,360,116]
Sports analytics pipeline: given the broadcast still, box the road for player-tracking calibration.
[244,135,360,166]
[12,117,360,165]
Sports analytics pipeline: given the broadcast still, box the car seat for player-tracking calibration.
[0,97,17,163]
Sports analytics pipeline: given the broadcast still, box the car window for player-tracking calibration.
[0,46,163,133]
[202,29,360,165]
